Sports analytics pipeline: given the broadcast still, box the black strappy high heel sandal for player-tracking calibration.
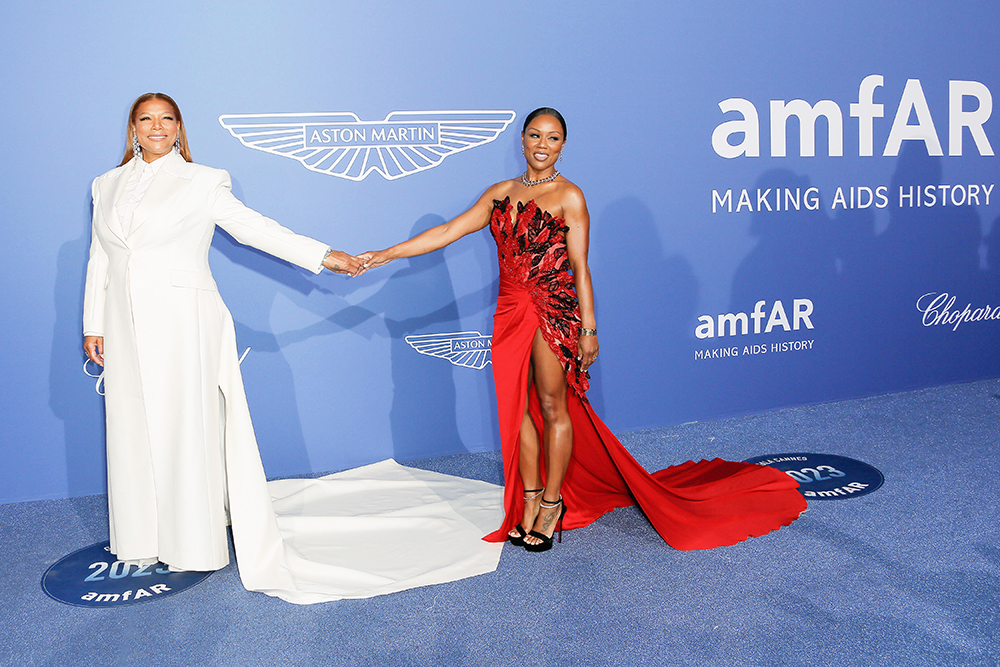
[508,488,544,547]
[524,495,567,553]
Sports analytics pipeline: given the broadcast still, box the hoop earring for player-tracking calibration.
[131,134,142,159]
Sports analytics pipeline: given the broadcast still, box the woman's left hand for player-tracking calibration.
[577,333,599,372]
[353,250,392,277]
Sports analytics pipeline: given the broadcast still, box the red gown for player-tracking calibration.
[483,198,806,549]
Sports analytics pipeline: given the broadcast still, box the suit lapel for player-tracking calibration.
[98,162,133,245]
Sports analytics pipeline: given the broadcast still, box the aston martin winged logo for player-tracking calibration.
[405,331,492,370]
[218,110,516,181]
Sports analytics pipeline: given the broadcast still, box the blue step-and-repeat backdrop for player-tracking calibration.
[2,2,998,503]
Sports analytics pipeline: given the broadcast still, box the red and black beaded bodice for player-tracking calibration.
[489,197,588,395]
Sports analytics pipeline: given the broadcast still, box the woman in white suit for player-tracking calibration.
[83,92,362,573]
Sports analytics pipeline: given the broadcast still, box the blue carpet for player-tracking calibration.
[2,379,998,666]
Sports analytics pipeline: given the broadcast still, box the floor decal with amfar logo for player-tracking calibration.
[42,542,214,608]
[745,452,884,500]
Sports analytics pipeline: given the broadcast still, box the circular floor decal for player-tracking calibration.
[42,542,214,607]
[745,452,884,500]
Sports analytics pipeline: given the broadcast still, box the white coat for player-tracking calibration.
[82,152,507,603]
[83,151,329,572]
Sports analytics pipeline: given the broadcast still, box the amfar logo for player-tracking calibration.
[693,299,816,361]
[405,332,492,370]
[712,75,994,159]
[218,111,516,181]
[695,299,814,339]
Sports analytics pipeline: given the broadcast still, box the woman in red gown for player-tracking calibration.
[360,108,806,552]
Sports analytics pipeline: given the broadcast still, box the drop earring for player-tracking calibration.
[559,151,564,163]
[131,134,142,159]
[174,138,181,154]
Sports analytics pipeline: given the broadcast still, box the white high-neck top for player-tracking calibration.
[115,153,170,237]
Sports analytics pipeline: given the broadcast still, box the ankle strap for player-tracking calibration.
[523,488,544,501]
[539,495,562,508]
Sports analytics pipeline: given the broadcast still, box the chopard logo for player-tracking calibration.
[218,110,516,181]
[916,292,1000,331]
[405,331,492,370]
[83,347,252,396]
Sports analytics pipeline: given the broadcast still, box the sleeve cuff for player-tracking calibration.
[319,247,333,272]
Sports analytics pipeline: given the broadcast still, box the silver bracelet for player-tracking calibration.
[322,248,336,271]
[580,328,597,336]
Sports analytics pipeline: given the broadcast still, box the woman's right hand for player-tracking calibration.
[353,189,498,277]
[323,249,366,275]
[84,336,104,366]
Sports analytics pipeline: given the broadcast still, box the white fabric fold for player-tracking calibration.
[243,460,504,604]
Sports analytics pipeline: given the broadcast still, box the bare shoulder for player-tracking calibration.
[556,178,588,212]
[483,178,519,202]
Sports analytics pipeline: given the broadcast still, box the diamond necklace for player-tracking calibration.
[521,170,560,187]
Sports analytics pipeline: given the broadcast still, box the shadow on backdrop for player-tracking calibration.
[718,150,995,418]
[985,215,1000,295]
[278,215,502,463]
[49,191,108,504]
[867,142,991,387]
[353,215,503,462]
[590,196,699,431]
[723,169,838,413]
[201,175,372,477]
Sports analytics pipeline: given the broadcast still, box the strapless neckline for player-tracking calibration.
[492,197,564,223]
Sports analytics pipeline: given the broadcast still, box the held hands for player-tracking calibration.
[577,331,599,372]
[353,250,393,277]
[322,249,394,277]
[323,249,367,276]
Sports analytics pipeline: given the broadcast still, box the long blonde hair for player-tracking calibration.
[119,92,193,166]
